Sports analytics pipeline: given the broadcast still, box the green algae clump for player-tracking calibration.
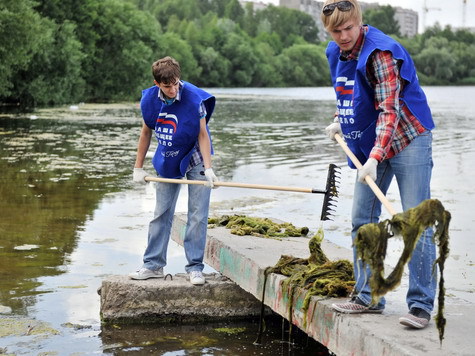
[214,326,246,335]
[208,215,309,239]
[0,317,60,338]
[354,198,451,344]
[264,227,354,327]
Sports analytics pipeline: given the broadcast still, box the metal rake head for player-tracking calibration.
[320,163,340,221]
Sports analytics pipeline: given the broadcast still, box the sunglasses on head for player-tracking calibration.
[322,1,353,16]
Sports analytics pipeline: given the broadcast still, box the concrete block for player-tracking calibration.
[99,273,265,324]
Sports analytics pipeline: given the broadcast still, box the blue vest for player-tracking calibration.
[326,26,434,168]
[140,81,215,178]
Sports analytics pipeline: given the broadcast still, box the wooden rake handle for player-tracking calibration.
[144,176,325,194]
[334,133,397,216]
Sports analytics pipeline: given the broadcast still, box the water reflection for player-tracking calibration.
[0,105,141,314]
[100,316,329,355]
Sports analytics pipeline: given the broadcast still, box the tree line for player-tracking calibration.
[1,0,474,109]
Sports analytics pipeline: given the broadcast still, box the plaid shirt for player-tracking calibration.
[158,81,207,171]
[341,26,426,161]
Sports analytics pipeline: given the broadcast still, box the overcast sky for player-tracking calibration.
[261,0,474,32]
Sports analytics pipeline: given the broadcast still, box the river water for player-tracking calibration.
[0,86,473,354]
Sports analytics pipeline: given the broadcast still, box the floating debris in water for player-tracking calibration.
[13,244,40,251]
[208,215,309,239]
[0,305,12,314]
[0,317,59,338]
[214,327,246,335]
[58,285,88,289]
[61,322,93,330]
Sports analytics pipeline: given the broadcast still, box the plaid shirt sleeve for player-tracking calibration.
[366,50,402,162]
[199,102,207,120]
[187,102,208,171]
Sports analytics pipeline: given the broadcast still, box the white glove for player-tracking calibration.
[357,158,378,184]
[133,168,149,184]
[204,168,218,189]
[325,122,342,141]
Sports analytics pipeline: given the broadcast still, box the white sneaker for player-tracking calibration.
[189,271,205,285]
[128,267,164,280]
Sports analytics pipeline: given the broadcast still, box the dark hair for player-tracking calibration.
[152,56,181,84]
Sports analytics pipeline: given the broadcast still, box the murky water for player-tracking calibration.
[0,87,474,354]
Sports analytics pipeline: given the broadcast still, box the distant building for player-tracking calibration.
[393,7,418,37]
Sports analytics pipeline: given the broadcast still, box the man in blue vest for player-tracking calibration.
[321,0,436,329]
[129,56,217,286]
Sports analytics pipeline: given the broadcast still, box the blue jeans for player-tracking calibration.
[352,132,436,313]
[142,163,211,273]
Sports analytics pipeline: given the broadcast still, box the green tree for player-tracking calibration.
[131,0,202,31]
[159,32,202,84]
[5,0,474,109]
[34,0,102,99]
[254,5,319,46]
[241,1,258,36]
[251,42,283,87]
[221,32,258,86]
[418,26,475,85]
[396,35,423,57]
[12,21,85,107]
[224,0,244,25]
[449,42,475,84]
[255,31,284,55]
[413,37,456,85]
[0,0,48,99]
[363,5,400,36]
[199,47,231,87]
[277,44,330,86]
[84,0,163,101]
[195,13,225,48]
[205,0,228,18]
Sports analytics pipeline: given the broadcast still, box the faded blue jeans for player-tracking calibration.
[352,131,436,313]
[142,163,211,273]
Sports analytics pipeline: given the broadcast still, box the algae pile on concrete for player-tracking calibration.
[209,215,354,300]
[209,215,354,328]
[265,227,354,327]
[208,215,309,239]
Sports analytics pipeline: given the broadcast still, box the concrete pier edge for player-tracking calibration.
[169,213,473,356]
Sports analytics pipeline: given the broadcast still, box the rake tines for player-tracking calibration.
[320,163,340,221]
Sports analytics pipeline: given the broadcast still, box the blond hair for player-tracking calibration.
[321,0,362,31]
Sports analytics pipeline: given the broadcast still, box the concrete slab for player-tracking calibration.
[99,273,264,324]
[170,213,474,356]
